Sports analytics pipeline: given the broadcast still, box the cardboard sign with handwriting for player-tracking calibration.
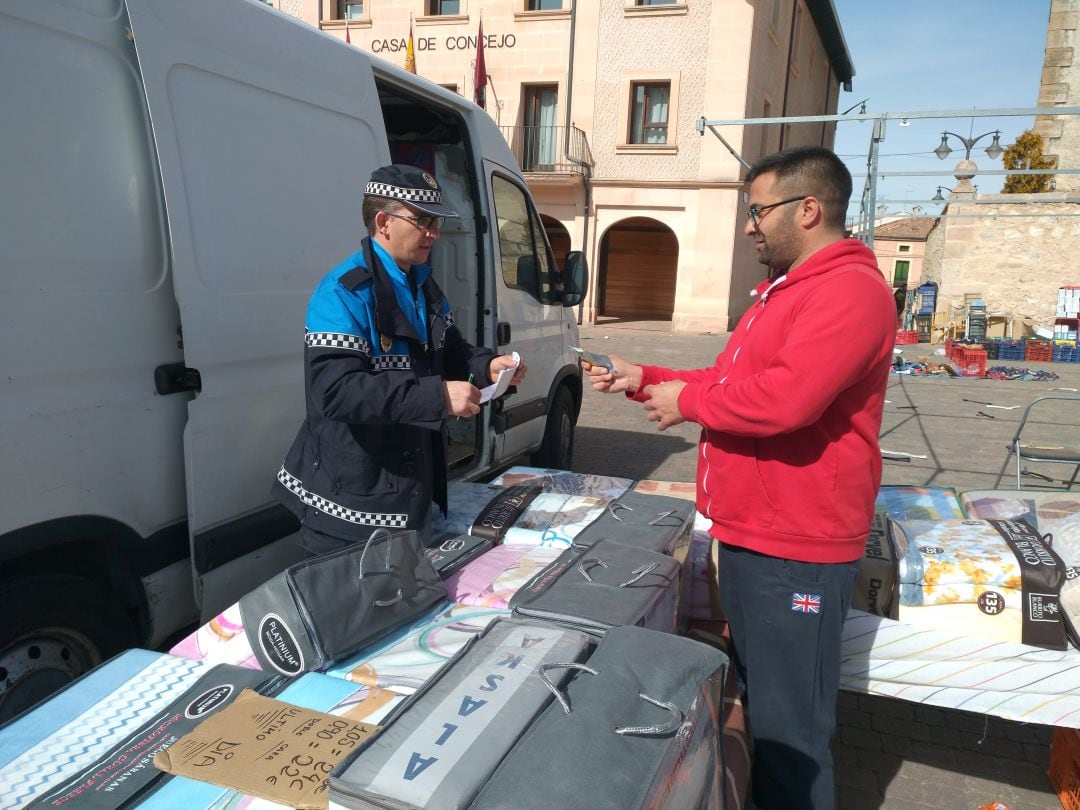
[153,689,377,809]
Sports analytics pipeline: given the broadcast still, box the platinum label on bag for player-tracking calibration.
[257,613,305,675]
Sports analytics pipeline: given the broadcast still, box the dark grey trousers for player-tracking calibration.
[718,542,859,810]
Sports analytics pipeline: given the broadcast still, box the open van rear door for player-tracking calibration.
[126,0,391,616]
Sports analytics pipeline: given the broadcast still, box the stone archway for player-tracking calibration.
[598,217,678,320]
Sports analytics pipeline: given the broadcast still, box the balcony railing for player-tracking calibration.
[499,125,593,176]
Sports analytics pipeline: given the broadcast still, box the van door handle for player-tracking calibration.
[496,322,511,346]
[155,363,202,395]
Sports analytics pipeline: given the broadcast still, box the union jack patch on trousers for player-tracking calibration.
[791,592,822,614]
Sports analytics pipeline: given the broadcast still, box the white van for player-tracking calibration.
[0,0,587,720]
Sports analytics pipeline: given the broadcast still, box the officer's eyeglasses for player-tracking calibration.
[746,196,806,229]
[386,212,444,232]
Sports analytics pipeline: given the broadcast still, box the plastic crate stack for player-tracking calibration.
[1053,340,1080,363]
[1025,339,1054,363]
[977,339,1000,360]
[997,338,1026,362]
[954,346,987,377]
[944,339,960,362]
[895,330,919,345]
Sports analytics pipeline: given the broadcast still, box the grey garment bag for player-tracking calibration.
[328,618,593,809]
[424,534,494,578]
[575,490,695,556]
[470,625,729,810]
[510,538,681,634]
[239,528,447,675]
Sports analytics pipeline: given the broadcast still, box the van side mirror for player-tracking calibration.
[561,251,588,307]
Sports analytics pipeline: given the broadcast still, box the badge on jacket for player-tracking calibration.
[380,334,393,353]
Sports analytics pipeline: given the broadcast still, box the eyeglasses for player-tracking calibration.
[386,212,444,232]
[746,195,806,228]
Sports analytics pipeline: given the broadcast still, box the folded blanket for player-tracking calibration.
[443,545,564,608]
[891,519,1023,589]
[169,600,259,669]
[500,493,607,547]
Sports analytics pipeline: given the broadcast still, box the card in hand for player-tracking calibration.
[570,346,614,372]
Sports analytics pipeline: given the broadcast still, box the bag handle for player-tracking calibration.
[357,527,403,607]
[538,662,684,736]
[577,557,658,587]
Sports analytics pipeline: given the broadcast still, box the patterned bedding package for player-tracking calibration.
[442,544,564,608]
[136,673,402,809]
[499,492,608,547]
[0,650,275,809]
[889,518,1069,649]
[962,489,1080,647]
[489,465,634,500]
[328,619,592,809]
[324,602,508,695]
[875,485,965,521]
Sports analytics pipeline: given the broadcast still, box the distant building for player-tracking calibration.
[869,216,935,290]
[265,0,853,331]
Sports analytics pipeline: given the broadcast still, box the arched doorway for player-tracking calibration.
[541,215,571,273]
[598,217,678,320]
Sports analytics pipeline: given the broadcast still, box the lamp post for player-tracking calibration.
[933,130,1004,162]
[933,130,1002,195]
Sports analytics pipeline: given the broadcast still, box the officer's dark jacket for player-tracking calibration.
[273,237,495,542]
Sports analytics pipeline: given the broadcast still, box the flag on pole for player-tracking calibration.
[405,15,416,73]
[344,15,351,44]
[473,16,487,109]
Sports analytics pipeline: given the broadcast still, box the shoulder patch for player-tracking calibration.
[340,265,373,292]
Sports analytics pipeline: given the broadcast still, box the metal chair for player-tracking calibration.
[1003,396,1080,489]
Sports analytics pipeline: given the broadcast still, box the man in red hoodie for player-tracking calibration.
[588,146,895,809]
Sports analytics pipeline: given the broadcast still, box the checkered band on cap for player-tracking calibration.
[365,181,444,206]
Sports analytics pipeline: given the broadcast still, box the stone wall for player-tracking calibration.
[1037,0,1080,191]
[926,196,1080,330]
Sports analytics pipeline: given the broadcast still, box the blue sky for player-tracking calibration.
[830,0,1051,218]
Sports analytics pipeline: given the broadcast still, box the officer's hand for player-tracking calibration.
[587,354,642,395]
[445,381,481,418]
[489,354,527,386]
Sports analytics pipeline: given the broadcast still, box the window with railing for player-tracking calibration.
[629,82,670,144]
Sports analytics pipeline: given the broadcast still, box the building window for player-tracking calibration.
[898,244,911,253]
[527,0,563,8]
[635,0,676,5]
[629,82,670,144]
[440,83,459,94]
[893,260,910,286]
[429,0,461,14]
[339,0,363,18]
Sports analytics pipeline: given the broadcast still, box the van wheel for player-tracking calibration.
[0,575,138,722]
[531,386,575,470]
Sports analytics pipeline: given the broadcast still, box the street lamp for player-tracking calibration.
[934,130,1004,162]
[932,184,977,202]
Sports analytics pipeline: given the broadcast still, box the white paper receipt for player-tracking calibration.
[479,351,520,403]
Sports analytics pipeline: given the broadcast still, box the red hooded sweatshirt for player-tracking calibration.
[635,238,896,563]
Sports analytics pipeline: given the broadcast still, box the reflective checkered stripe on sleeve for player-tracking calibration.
[372,354,412,371]
[277,467,408,528]
[305,330,372,355]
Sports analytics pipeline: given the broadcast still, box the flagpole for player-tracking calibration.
[344,13,351,45]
